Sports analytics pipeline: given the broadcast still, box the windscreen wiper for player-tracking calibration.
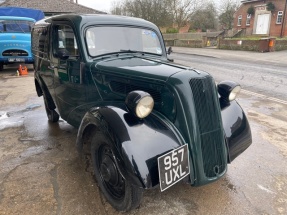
[92,52,120,60]
[120,49,161,56]
[92,50,143,60]
[120,49,145,55]
[92,49,160,60]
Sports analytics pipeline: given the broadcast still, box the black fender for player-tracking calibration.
[220,99,252,162]
[76,106,186,188]
[34,77,43,97]
[34,71,44,97]
[34,74,56,110]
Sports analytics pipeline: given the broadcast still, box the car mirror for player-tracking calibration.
[57,49,69,60]
[167,57,174,62]
[167,46,173,55]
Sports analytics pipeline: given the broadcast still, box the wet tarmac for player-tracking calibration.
[0,66,287,215]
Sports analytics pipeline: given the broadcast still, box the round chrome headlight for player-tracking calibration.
[229,85,241,101]
[125,91,154,119]
[218,81,241,102]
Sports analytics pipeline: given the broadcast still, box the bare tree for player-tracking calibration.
[110,1,125,15]
[218,0,239,29]
[190,2,217,32]
[166,0,203,30]
[111,0,203,28]
[111,0,173,27]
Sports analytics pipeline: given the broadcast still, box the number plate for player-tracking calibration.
[8,58,24,62]
[158,144,190,192]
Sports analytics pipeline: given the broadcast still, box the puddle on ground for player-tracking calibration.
[0,117,24,130]
[25,104,42,110]
[0,104,41,130]
[4,104,41,117]
[0,112,8,120]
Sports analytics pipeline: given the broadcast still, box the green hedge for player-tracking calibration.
[166,28,179,34]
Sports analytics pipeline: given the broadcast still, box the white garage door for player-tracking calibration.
[256,14,270,34]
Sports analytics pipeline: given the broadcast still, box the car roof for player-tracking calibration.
[35,14,158,30]
[0,16,36,22]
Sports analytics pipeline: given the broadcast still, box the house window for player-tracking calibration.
[237,15,242,26]
[276,11,283,24]
[246,14,251,26]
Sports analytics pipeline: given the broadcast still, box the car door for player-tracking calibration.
[50,22,86,127]
[33,25,56,98]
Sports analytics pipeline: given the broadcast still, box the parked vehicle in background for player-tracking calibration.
[32,14,252,212]
[0,7,44,71]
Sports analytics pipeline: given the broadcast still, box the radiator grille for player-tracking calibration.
[190,77,220,133]
[201,130,225,177]
[190,76,225,178]
[2,49,28,56]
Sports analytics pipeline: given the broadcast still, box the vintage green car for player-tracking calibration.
[32,14,252,211]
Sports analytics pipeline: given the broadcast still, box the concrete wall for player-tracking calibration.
[162,32,223,48]
[162,33,204,40]
[162,30,287,51]
[174,40,203,48]
[275,39,287,50]
[164,39,203,48]
[218,39,260,51]
[218,38,287,52]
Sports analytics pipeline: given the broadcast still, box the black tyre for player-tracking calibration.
[43,94,59,122]
[0,63,3,71]
[91,132,143,212]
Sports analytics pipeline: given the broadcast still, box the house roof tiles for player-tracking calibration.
[0,0,106,14]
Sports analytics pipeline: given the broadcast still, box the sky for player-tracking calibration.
[77,0,118,13]
[76,0,241,13]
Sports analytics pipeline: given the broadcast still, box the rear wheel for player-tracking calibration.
[91,132,143,212]
[43,94,59,122]
[0,63,3,71]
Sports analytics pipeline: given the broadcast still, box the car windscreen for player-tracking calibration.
[85,26,163,57]
[0,20,34,33]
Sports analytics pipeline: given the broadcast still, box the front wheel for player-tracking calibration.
[91,132,143,212]
[0,63,3,71]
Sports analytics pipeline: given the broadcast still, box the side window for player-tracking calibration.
[276,11,283,24]
[32,28,40,51]
[32,27,48,54]
[54,25,79,56]
[246,14,251,26]
[39,28,48,53]
[86,30,96,55]
[237,15,242,26]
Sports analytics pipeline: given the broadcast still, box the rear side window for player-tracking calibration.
[32,27,48,54]
[32,28,40,51]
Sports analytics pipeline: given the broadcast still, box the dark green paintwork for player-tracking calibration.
[32,14,251,188]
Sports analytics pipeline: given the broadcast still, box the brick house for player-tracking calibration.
[234,0,287,37]
[0,0,106,16]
